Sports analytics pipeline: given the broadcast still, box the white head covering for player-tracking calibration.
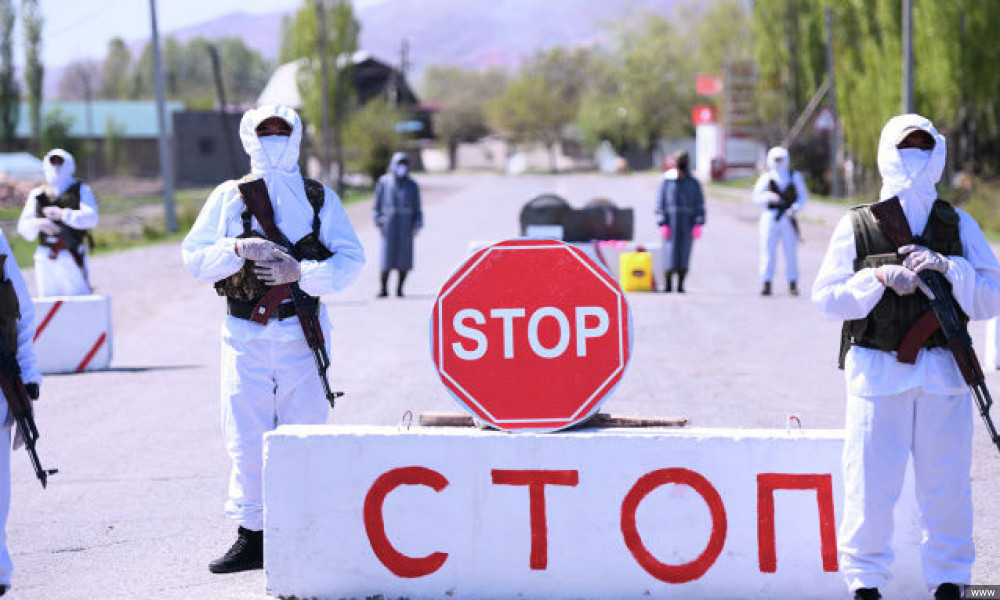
[877,114,947,235]
[239,104,312,243]
[766,146,791,188]
[43,148,76,194]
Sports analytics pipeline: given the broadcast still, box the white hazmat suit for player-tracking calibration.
[16,149,98,297]
[753,147,807,287]
[812,115,1000,593]
[181,105,364,531]
[0,230,41,591]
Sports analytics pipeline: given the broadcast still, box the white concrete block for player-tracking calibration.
[985,317,1000,370]
[264,426,923,600]
[32,294,112,374]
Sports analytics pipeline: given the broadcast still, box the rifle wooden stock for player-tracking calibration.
[0,341,56,487]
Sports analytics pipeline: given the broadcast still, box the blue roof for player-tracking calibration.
[15,100,185,139]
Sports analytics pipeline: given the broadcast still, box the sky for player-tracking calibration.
[30,0,387,67]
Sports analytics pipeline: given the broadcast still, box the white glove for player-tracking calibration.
[234,238,281,262]
[763,191,782,202]
[42,206,65,221]
[253,248,301,286]
[34,217,60,236]
[899,244,949,274]
[877,265,935,299]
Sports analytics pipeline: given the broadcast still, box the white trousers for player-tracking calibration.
[758,212,799,283]
[839,389,974,591]
[220,333,330,531]
[1,401,12,587]
[34,249,90,297]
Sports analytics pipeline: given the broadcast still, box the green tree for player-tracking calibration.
[39,108,75,155]
[343,98,405,184]
[103,116,129,175]
[102,37,133,98]
[21,0,43,152]
[422,66,507,170]
[0,0,17,151]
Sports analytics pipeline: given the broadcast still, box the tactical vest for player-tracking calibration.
[35,182,90,250]
[0,254,22,354]
[214,177,332,303]
[838,199,964,368]
[768,175,798,205]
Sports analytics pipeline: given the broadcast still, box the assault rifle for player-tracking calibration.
[36,192,92,291]
[767,182,801,240]
[237,179,344,409]
[0,318,57,487]
[871,197,1000,455]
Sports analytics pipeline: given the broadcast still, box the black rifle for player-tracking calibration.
[0,321,57,488]
[767,180,801,240]
[871,197,1000,455]
[35,192,92,291]
[237,179,344,409]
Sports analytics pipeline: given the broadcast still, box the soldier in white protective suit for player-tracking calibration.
[181,105,364,574]
[753,146,807,296]
[0,230,42,597]
[17,149,98,297]
[812,115,1000,600]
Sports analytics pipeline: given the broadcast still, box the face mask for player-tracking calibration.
[898,148,931,180]
[43,162,61,185]
[395,164,409,178]
[258,137,288,168]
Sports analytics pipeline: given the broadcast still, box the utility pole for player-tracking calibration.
[902,0,914,113]
[208,44,240,179]
[825,7,841,198]
[316,0,332,184]
[149,0,177,233]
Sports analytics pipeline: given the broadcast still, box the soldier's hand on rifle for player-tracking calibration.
[34,217,60,236]
[234,238,281,262]
[42,206,65,222]
[899,244,949,275]
[876,264,936,300]
[254,248,301,286]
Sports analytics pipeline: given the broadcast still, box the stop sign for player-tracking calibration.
[431,239,633,432]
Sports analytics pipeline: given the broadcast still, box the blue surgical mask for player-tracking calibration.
[898,148,931,180]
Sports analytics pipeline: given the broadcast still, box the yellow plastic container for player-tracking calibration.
[619,251,653,292]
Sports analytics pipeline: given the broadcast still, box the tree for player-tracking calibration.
[58,59,101,100]
[102,37,133,98]
[343,97,405,184]
[39,108,75,155]
[422,66,507,170]
[0,0,17,151]
[104,116,129,175]
[21,0,43,152]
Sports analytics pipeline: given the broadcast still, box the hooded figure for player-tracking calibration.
[0,230,41,596]
[181,104,364,574]
[16,149,99,296]
[654,151,705,293]
[812,115,1000,600]
[752,146,807,296]
[373,151,422,297]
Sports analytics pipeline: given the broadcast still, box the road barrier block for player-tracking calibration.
[32,294,112,374]
[264,426,924,600]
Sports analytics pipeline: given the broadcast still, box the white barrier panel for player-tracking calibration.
[986,317,1000,370]
[264,426,923,600]
[32,294,112,374]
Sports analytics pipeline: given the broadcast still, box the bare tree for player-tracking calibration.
[58,59,101,100]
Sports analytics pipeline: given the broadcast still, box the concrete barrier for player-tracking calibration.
[264,426,924,600]
[986,317,1000,370]
[32,295,112,374]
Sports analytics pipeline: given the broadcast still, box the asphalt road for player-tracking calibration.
[5,172,999,599]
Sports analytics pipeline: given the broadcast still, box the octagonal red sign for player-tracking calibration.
[431,239,633,432]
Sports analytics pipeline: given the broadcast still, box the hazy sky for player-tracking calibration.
[33,0,387,67]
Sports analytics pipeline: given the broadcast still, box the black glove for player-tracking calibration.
[25,382,39,400]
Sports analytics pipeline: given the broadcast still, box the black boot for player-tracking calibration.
[663,271,673,293]
[853,588,881,600]
[789,281,799,296]
[396,269,409,297]
[377,270,389,298]
[761,281,772,296]
[934,584,962,600]
[209,526,264,574]
[677,270,687,293]
[0,584,6,596]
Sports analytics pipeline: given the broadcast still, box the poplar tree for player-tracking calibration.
[0,0,17,150]
[21,0,43,153]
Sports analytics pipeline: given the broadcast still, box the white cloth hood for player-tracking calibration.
[238,104,312,243]
[878,114,946,202]
[766,146,791,188]
[43,149,76,194]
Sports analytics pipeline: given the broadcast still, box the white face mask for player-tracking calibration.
[394,163,409,178]
[898,148,932,180]
[257,137,288,168]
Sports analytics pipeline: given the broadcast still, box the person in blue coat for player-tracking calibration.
[655,151,705,293]
[373,152,423,297]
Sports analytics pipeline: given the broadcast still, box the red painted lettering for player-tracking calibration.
[620,468,727,583]
[756,473,838,573]
[491,469,580,570]
[363,466,450,578]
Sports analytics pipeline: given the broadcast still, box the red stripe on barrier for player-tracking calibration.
[33,300,63,342]
[75,332,107,372]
